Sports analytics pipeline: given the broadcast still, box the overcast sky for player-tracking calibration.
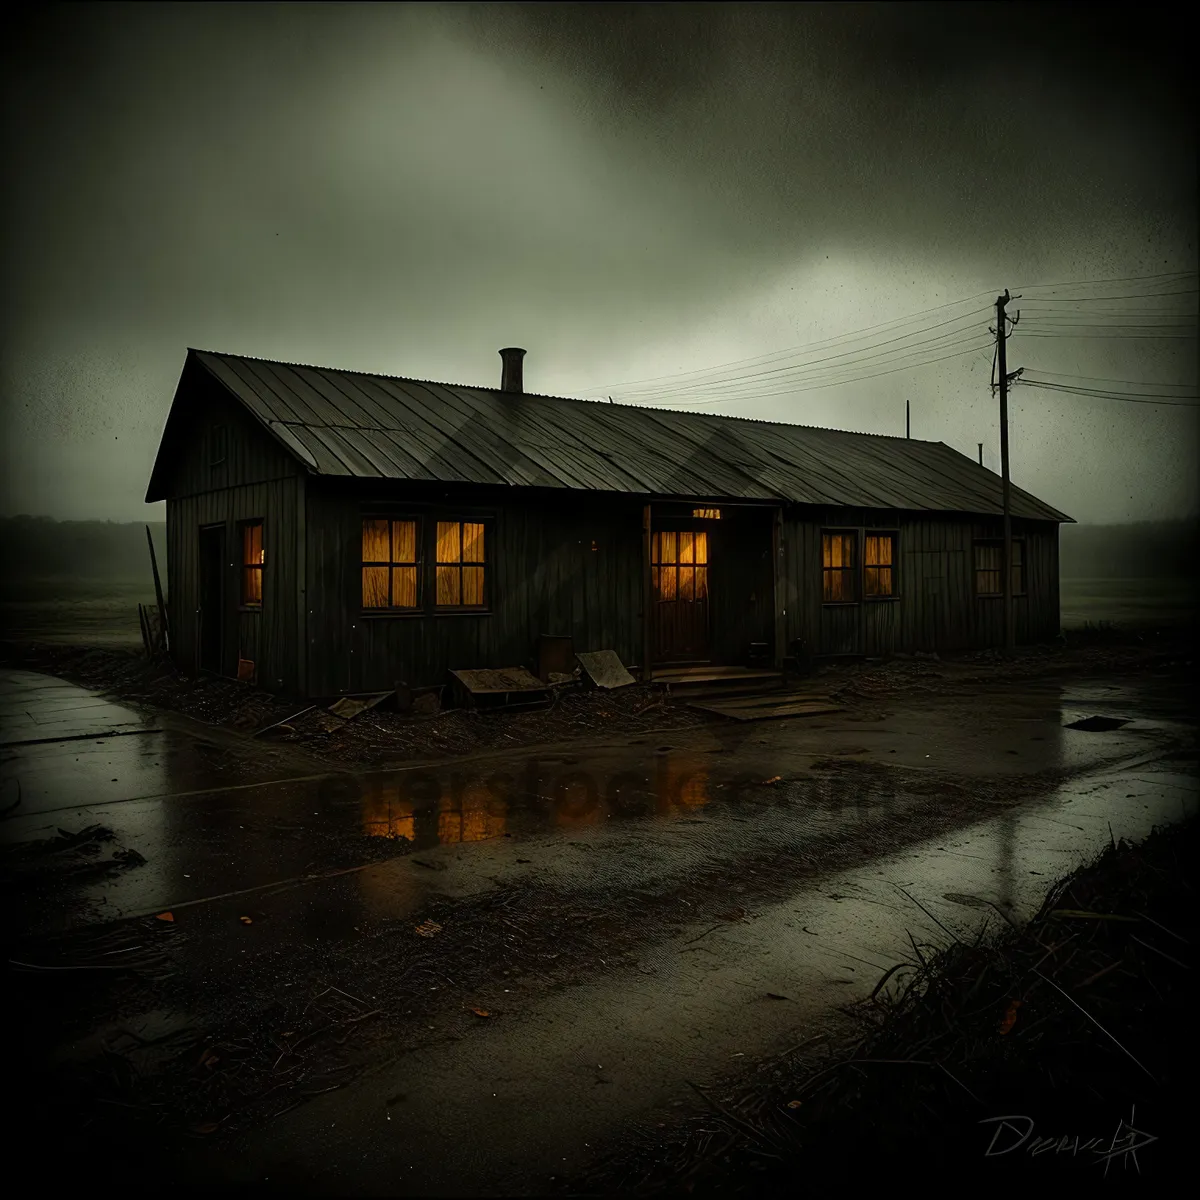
[2,2,1195,523]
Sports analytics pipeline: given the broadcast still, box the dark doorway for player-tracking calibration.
[199,524,226,674]
[651,528,710,662]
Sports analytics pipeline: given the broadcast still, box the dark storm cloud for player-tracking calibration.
[0,3,1194,520]
[456,1,1194,258]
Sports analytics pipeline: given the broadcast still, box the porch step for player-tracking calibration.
[646,666,785,700]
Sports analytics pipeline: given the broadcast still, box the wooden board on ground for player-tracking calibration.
[576,650,636,690]
[450,668,549,696]
[688,695,844,721]
[328,692,392,721]
[649,665,782,686]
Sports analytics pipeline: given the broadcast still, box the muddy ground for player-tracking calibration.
[1,625,1191,769]
[563,817,1197,1191]
[7,757,1106,1147]
[2,636,1195,1193]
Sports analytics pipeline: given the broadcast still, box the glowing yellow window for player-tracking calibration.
[822,531,857,602]
[362,519,420,609]
[241,521,264,606]
[652,530,708,602]
[436,521,486,607]
[864,533,896,598]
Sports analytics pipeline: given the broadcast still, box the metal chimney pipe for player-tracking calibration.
[499,347,526,393]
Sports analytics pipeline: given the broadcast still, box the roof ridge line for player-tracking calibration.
[186,347,940,443]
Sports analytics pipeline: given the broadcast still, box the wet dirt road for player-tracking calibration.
[2,666,1196,1194]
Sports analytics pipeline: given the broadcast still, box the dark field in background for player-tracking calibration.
[0,517,1195,647]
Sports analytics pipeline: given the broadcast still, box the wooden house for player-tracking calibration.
[145,346,1072,697]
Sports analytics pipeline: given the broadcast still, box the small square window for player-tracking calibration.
[974,539,1025,596]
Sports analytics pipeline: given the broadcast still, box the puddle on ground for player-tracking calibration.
[3,667,1194,932]
[194,762,1199,1198]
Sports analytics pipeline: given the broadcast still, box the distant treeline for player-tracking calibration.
[1059,518,1199,580]
[0,514,1194,583]
[1,516,167,581]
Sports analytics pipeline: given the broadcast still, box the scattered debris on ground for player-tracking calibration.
[563,817,1196,1192]
[0,640,712,764]
[1,626,1192,768]
[577,650,637,689]
[0,823,148,895]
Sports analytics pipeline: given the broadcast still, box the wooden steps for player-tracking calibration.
[647,665,783,691]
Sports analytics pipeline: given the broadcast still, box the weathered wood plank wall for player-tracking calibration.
[304,482,647,696]
[781,507,1060,657]
[154,360,1063,700]
[162,379,305,691]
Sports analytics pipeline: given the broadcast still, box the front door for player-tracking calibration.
[652,528,710,662]
[198,524,226,673]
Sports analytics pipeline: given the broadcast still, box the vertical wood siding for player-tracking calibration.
[158,376,1062,698]
[166,478,304,690]
[782,507,1060,657]
[305,484,648,696]
[162,375,305,692]
[304,489,784,696]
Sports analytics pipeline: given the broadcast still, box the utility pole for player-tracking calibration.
[978,443,983,466]
[995,289,1020,655]
[905,400,910,439]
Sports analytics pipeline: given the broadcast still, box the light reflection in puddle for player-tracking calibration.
[359,758,716,844]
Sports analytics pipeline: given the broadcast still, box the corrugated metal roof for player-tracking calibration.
[158,348,1073,521]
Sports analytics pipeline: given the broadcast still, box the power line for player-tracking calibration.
[1012,269,1198,291]
[603,306,993,397]
[1012,324,1200,333]
[1015,298,1196,308]
[1014,330,1197,340]
[585,267,1199,402]
[1008,288,1198,302]
[1023,369,1197,389]
[613,321,991,400]
[588,293,995,391]
[613,329,991,403]
[1018,378,1200,406]
[638,341,994,407]
[1015,315,1198,325]
[1019,316,1197,324]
